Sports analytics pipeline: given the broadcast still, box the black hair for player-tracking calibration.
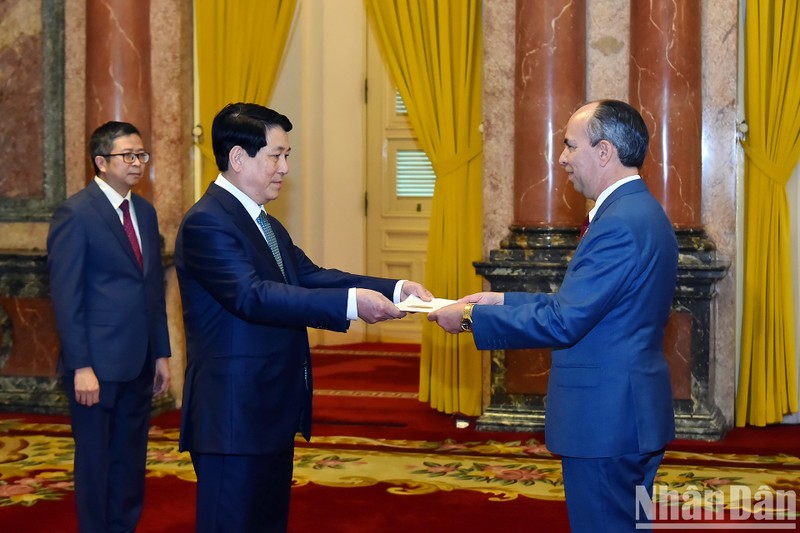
[88,121,142,175]
[211,103,293,171]
[586,100,649,168]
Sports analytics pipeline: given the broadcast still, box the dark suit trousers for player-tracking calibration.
[191,445,295,533]
[561,449,665,533]
[64,361,154,533]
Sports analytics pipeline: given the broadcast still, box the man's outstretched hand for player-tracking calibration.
[428,292,505,333]
[356,289,405,323]
[399,280,434,302]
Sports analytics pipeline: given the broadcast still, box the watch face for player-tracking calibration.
[461,318,472,332]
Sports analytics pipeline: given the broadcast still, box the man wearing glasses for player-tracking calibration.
[47,121,171,533]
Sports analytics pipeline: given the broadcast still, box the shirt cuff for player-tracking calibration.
[347,280,406,321]
[393,280,406,303]
[347,287,358,320]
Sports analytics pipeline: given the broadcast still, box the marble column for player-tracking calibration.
[85,0,153,200]
[514,0,586,227]
[630,0,701,227]
[476,0,587,430]
[628,0,728,438]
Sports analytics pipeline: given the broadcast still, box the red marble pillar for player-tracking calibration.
[631,1,703,403]
[502,0,587,397]
[85,0,153,200]
[514,0,586,227]
[629,0,702,228]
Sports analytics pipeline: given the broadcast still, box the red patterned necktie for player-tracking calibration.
[579,215,590,239]
[120,199,143,269]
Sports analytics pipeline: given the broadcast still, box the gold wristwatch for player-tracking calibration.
[460,303,475,332]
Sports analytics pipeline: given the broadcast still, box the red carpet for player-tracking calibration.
[287,481,567,533]
[313,344,800,457]
[313,343,419,393]
[671,422,800,456]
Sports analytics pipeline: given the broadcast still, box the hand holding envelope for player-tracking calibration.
[426,292,506,333]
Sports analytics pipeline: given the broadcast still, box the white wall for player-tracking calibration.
[270,0,369,345]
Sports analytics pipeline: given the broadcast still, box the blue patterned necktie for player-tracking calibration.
[256,210,287,281]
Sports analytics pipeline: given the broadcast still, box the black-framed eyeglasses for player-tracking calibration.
[101,152,151,164]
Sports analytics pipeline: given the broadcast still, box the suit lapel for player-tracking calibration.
[88,181,143,271]
[207,184,294,284]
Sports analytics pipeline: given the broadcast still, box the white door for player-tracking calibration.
[365,29,434,343]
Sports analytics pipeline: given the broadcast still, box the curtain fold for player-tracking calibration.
[194,0,298,192]
[365,0,484,416]
[736,0,800,426]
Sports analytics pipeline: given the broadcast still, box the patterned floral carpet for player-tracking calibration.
[1,344,798,530]
[1,414,798,517]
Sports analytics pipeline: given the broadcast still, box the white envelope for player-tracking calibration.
[397,294,457,313]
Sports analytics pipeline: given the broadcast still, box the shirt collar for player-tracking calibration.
[214,174,264,221]
[94,176,132,209]
[588,175,641,222]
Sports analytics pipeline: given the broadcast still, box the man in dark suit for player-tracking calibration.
[175,102,432,532]
[429,100,678,532]
[47,121,171,533]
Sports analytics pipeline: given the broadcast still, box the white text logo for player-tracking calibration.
[635,484,797,530]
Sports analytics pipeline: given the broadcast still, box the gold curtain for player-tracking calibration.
[194,0,298,192]
[736,0,800,426]
[365,0,484,416]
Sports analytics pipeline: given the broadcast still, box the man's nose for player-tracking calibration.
[558,148,568,166]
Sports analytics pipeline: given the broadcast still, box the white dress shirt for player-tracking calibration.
[94,176,141,249]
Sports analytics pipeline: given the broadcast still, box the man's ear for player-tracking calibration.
[229,146,244,171]
[596,139,615,167]
[94,155,109,174]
